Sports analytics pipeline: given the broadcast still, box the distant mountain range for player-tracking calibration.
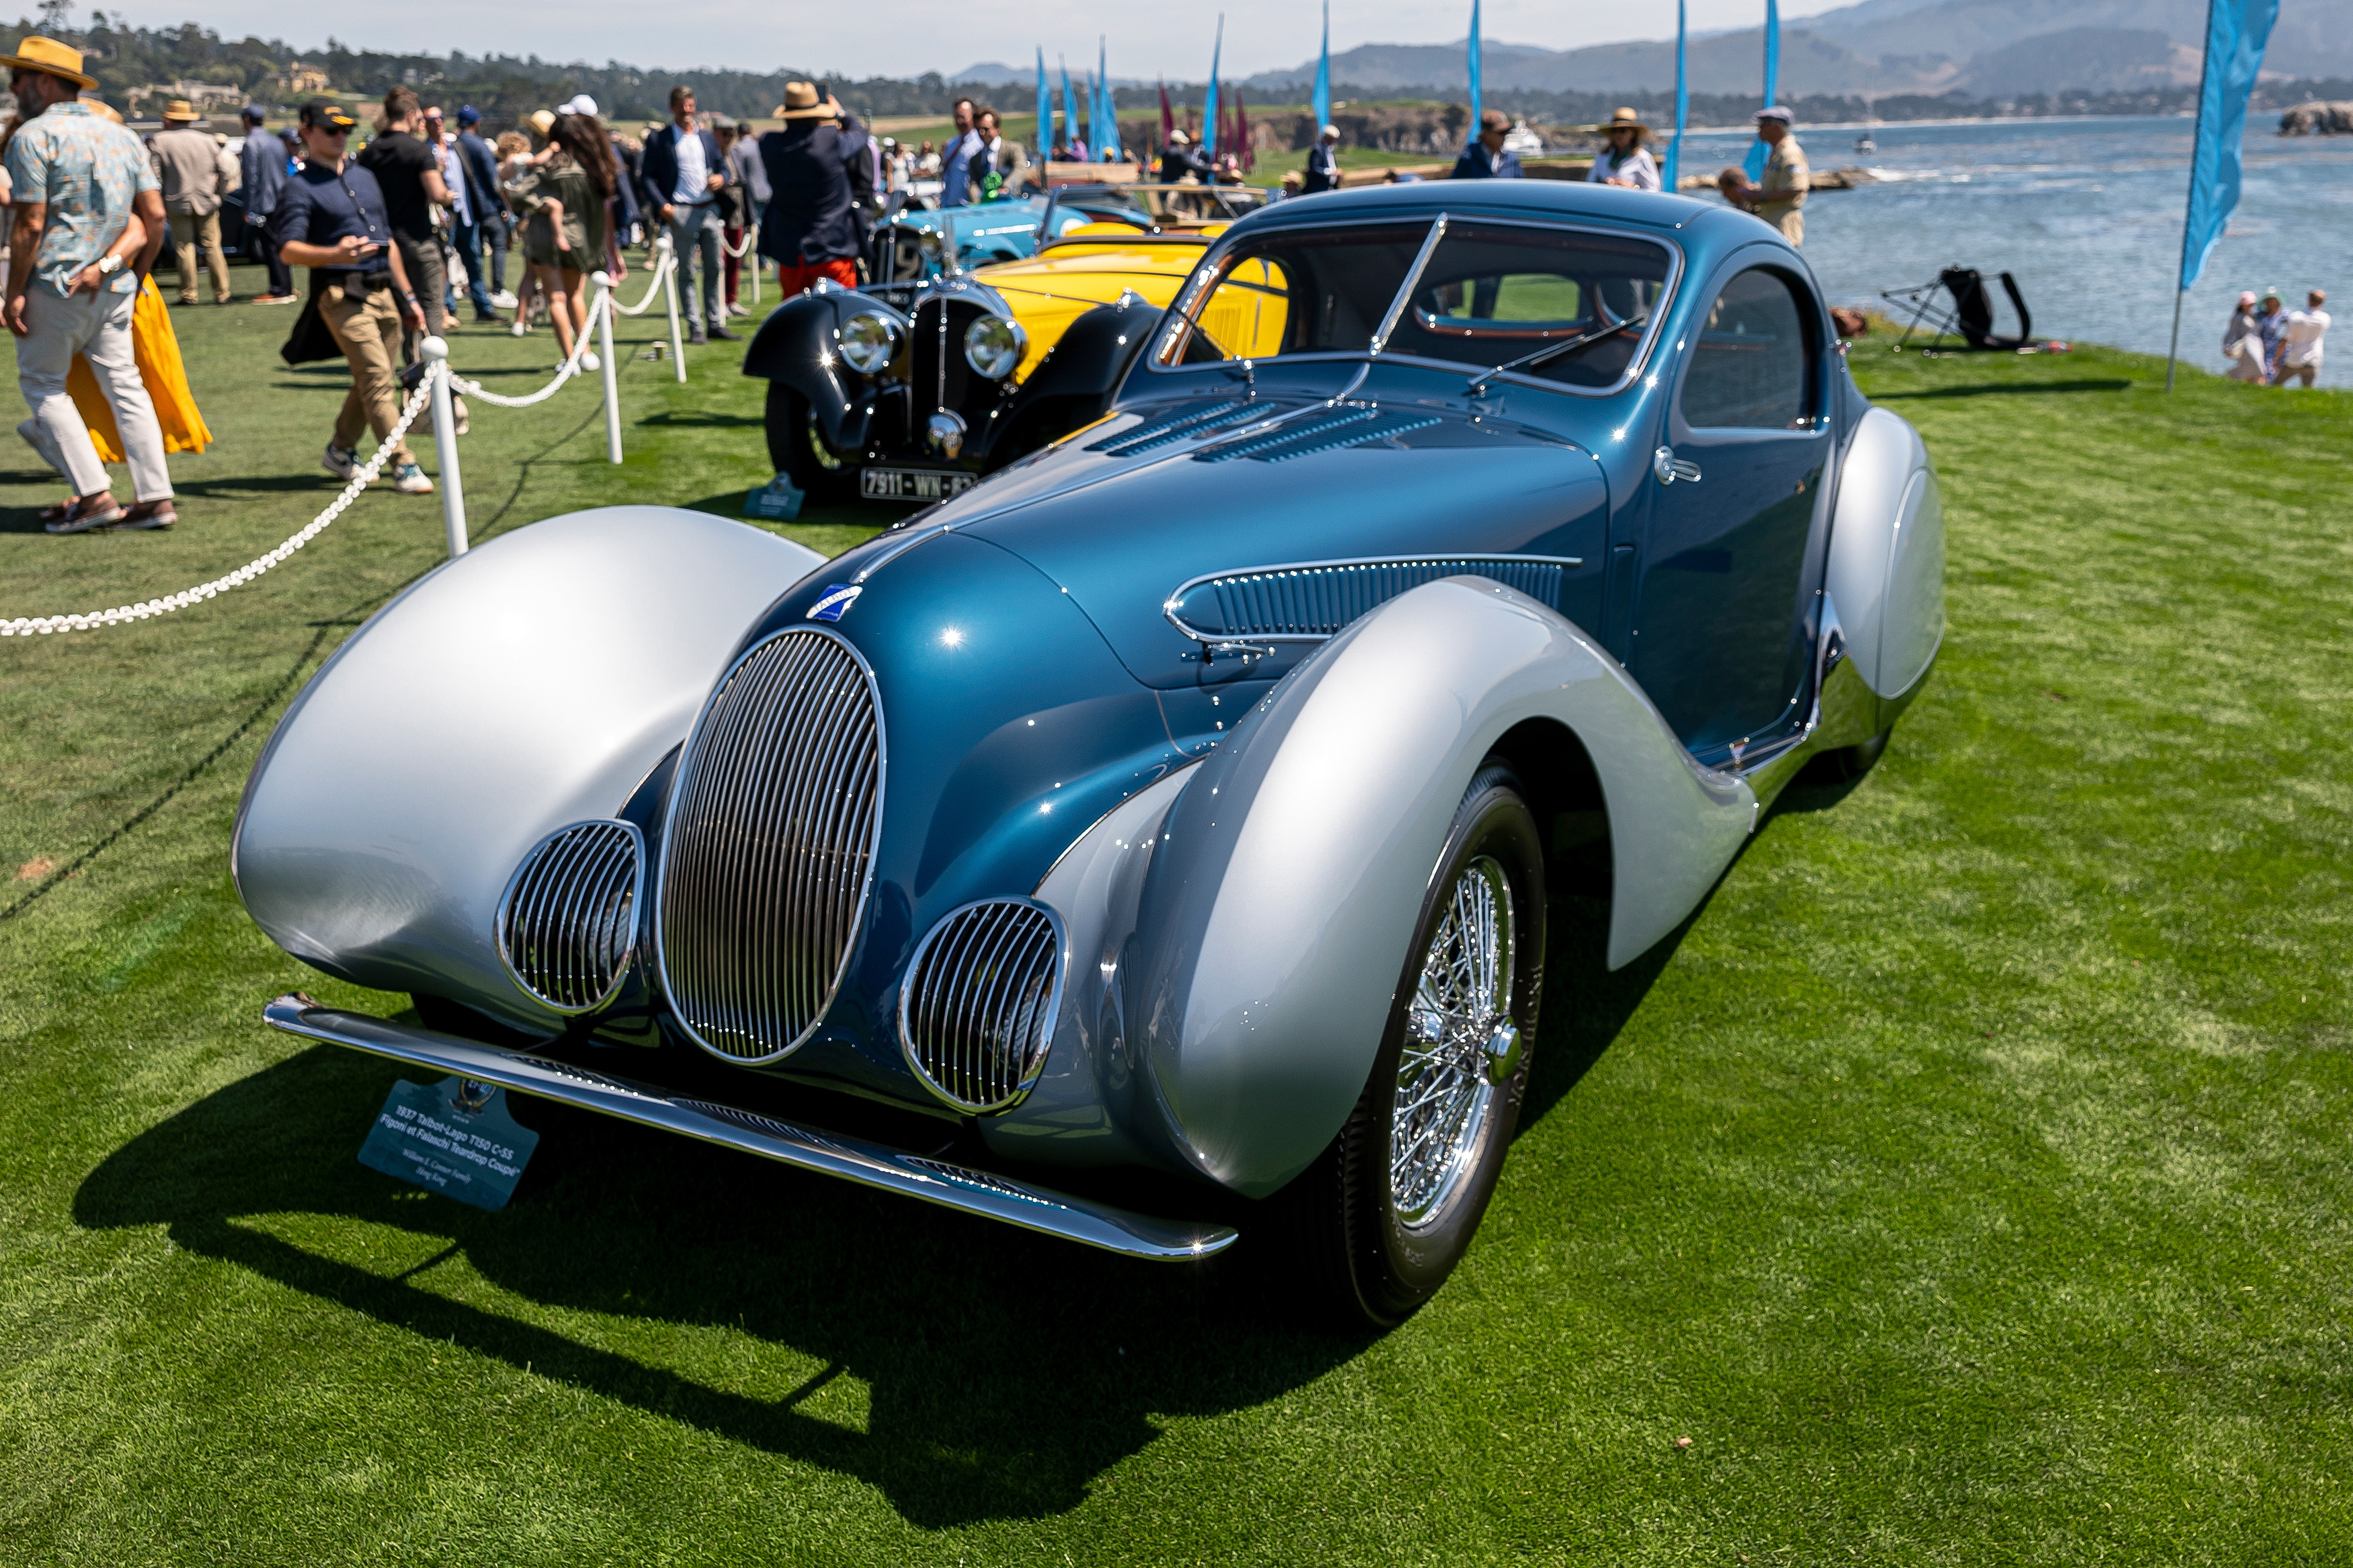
[948,0,2345,99]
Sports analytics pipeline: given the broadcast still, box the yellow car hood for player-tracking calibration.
[974,227,1228,383]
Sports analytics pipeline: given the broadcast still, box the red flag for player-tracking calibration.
[1235,92,1252,171]
[1160,78,1174,144]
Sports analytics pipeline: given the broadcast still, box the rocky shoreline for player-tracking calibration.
[2279,101,2352,134]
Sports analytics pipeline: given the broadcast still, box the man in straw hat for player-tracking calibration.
[756,81,869,299]
[151,97,235,305]
[1587,107,1659,191]
[640,85,731,342]
[2,34,178,532]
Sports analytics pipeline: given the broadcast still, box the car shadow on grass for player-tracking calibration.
[74,1041,1372,1527]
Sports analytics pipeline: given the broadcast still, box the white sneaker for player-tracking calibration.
[509,319,528,337]
[489,289,518,309]
[390,461,434,495]
[321,441,358,480]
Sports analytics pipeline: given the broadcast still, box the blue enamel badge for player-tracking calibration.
[808,583,862,622]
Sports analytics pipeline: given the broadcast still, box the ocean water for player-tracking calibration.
[1668,117,2353,383]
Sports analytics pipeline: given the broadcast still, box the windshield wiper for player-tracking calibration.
[1466,313,1649,395]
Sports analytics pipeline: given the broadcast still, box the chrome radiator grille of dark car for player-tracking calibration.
[911,295,987,416]
[898,899,1066,1113]
[658,629,883,1064]
[498,820,642,1013]
[1165,556,1575,643]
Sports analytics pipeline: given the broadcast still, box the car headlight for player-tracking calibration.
[917,230,944,257]
[839,311,898,375]
[964,314,1025,380]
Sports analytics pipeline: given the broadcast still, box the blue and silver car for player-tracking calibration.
[236,179,1942,1325]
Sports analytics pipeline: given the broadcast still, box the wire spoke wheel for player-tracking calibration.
[1390,855,1512,1228]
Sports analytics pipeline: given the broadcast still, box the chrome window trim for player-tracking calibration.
[495,818,645,1016]
[896,895,1071,1115]
[1148,212,1684,400]
[1370,214,1449,356]
[1163,553,1588,644]
[653,623,888,1067]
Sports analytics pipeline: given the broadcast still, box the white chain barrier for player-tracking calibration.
[447,287,611,409]
[2,373,437,637]
[606,239,680,317]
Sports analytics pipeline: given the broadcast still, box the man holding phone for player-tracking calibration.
[271,96,433,495]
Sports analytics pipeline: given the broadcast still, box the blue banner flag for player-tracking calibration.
[1313,0,1332,133]
[1467,0,1482,143]
[1664,0,1688,189]
[1098,38,1120,160]
[1744,0,1780,181]
[2179,0,2281,290]
[1204,15,1223,158]
[1036,48,1052,162]
[1061,56,1081,161]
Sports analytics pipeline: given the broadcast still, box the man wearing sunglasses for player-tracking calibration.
[270,96,433,495]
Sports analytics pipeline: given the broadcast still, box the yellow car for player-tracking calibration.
[744,183,1277,504]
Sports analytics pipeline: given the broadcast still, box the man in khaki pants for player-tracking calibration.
[270,98,433,495]
[150,99,233,304]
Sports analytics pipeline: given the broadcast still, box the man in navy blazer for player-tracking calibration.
[640,84,731,341]
[1449,111,1524,181]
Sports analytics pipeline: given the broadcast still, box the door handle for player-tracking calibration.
[1652,445,1702,485]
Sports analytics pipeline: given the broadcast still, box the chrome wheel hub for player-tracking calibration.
[1390,855,1515,1229]
[805,415,844,472]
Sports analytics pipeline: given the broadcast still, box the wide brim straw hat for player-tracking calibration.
[161,99,201,122]
[528,109,555,138]
[775,81,841,120]
[1604,106,1649,135]
[0,34,95,89]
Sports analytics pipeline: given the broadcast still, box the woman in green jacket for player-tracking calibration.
[506,111,618,361]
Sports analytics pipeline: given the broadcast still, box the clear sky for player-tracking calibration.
[79,0,1857,80]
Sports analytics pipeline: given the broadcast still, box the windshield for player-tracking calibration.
[1157,218,1675,389]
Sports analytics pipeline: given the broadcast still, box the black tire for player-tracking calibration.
[1275,761,1547,1327]
[1809,726,1891,783]
[764,383,858,503]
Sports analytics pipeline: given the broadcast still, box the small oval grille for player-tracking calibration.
[498,820,643,1013]
[658,628,884,1064]
[898,899,1066,1113]
[1165,555,1575,643]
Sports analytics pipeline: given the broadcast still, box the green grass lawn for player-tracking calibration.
[2,282,2349,1564]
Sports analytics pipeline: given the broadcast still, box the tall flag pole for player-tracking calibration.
[1204,15,1223,160]
[1664,0,1688,190]
[1466,0,1482,146]
[1061,55,1081,162]
[2168,0,2282,390]
[1313,0,1332,132]
[1098,36,1119,161]
[1036,48,1052,165]
[1743,0,1780,181]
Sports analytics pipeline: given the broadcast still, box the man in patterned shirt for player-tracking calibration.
[2,34,175,532]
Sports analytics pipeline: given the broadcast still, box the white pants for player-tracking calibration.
[14,283,172,502]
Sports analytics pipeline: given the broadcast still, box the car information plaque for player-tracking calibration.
[358,1075,540,1211]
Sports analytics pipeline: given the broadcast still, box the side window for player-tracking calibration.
[1198,258,1292,359]
[1679,268,1817,430]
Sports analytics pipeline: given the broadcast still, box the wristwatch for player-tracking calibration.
[95,253,123,276]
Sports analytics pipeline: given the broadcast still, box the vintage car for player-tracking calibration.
[755,182,1271,504]
[869,182,1271,293]
[238,178,1943,1325]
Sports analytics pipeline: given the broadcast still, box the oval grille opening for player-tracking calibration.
[658,628,884,1063]
[499,820,642,1013]
[898,899,1066,1113]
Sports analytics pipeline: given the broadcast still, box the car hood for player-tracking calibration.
[914,392,1612,689]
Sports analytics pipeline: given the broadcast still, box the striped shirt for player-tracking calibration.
[3,101,158,296]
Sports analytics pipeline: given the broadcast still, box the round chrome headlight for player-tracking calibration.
[964,314,1025,380]
[839,311,898,375]
[917,229,944,258]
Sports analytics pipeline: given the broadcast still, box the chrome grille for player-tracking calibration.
[498,820,642,1013]
[658,628,884,1064]
[898,899,1066,1113]
[1165,555,1577,643]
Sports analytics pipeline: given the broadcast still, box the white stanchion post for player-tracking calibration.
[592,272,622,465]
[419,337,468,557]
[659,232,686,382]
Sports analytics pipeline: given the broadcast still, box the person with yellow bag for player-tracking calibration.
[66,268,212,475]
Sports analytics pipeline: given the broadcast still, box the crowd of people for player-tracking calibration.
[2222,287,2328,387]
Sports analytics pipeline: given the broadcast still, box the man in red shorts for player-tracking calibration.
[758,81,872,295]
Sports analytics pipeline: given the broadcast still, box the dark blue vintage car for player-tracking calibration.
[236,178,1942,1325]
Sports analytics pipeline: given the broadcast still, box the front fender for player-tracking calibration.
[232,506,826,1029]
[742,288,901,453]
[990,293,1161,458]
[1122,576,1757,1197]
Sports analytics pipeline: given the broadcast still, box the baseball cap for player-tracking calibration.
[300,97,356,131]
[456,105,481,126]
[1755,104,1795,124]
[561,93,598,117]
[242,103,268,120]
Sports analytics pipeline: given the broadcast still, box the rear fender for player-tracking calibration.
[232,507,826,1030]
[1826,406,1945,706]
[1116,576,1757,1196]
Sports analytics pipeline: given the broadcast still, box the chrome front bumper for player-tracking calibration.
[264,994,1237,1262]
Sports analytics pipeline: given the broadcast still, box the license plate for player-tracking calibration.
[861,466,977,502]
